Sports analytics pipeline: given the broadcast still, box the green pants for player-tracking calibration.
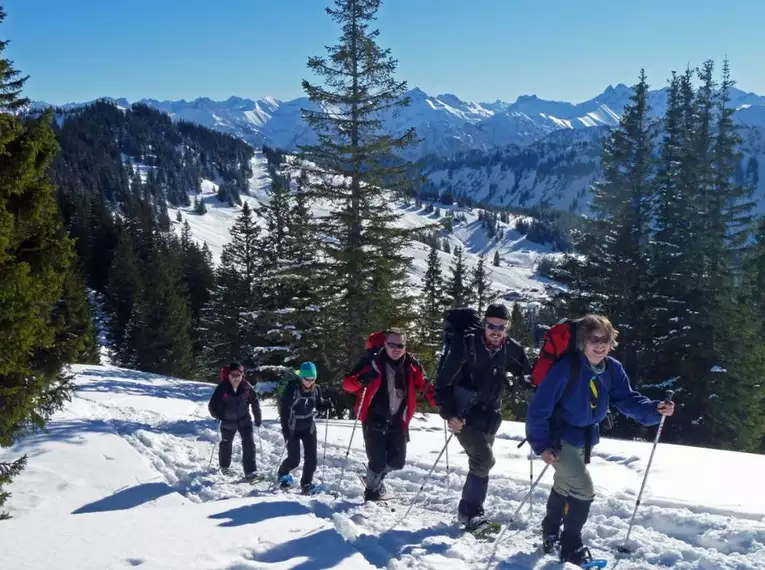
[551,442,595,501]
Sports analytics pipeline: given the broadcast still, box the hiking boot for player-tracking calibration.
[560,545,593,565]
[220,467,234,476]
[301,483,322,495]
[363,487,381,502]
[243,471,259,482]
[278,473,294,489]
[542,532,560,554]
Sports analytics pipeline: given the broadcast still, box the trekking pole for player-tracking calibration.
[618,390,675,554]
[331,385,367,499]
[443,419,451,493]
[387,432,454,531]
[268,441,289,491]
[256,426,263,456]
[207,420,220,469]
[529,451,534,518]
[320,410,330,484]
[487,462,550,557]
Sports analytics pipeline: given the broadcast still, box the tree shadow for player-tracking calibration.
[77,374,214,403]
[208,500,311,528]
[246,527,366,570]
[72,481,177,514]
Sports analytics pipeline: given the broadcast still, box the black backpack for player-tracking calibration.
[436,307,483,376]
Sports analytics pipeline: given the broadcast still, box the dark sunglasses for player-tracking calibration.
[588,335,610,345]
[386,341,406,350]
[485,322,506,331]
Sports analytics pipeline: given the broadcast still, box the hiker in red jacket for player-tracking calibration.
[343,328,437,502]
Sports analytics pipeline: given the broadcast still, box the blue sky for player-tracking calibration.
[3,0,764,105]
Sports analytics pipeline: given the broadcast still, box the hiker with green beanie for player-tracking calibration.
[277,361,332,494]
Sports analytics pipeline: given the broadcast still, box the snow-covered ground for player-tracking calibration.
[174,152,558,305]
[2,365,765,569]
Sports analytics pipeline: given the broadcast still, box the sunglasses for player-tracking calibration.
[229,372,243,378]
[588,335,610,345]
[485,322,506,331]
[301,376,316,382]
[386,342,406,350]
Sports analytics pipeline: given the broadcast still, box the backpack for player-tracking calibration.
[531,318,613,447]
[365,331,387,353]
[436,307,483,376]
[531,319,580,387]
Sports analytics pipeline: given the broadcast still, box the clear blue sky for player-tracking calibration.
[3,0,764,105]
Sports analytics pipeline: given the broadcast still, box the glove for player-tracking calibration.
[358,368,377,387]
[254,418,262,428]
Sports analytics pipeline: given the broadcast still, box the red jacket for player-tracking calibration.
[342,352,437,430]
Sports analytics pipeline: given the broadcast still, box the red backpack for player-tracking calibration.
[365,331,387,352]
[531,319,580,387]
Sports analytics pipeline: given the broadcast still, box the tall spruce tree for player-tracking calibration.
[297,0,418,376]
[559,70,656,385]
[471,254,493,313]
[445,246,472,308]
[0,7,77,517]
[416,243,446,374]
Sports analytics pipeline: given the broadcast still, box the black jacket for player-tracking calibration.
[280,380,330,437]
[435,333,531,433]
[209,380,262,430]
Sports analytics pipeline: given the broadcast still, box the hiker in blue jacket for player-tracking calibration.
[526,314,674,566]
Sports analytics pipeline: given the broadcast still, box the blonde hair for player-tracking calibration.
[576,314,619,352]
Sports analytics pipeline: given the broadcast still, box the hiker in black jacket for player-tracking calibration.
[277,362,332,495]
[435,304,532,529]
[208,362,262,479]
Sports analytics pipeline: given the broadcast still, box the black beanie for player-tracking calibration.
[229,362,243,372]
[485,303,510,321]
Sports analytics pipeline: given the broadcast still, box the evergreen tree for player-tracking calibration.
[105,229,143,363]
[179,221,215,365]
[122,242,194,377]
[471,254,493,313]
[416,243,446,373]
[445,246,472,308]
[0,9,76,517]
[493,250,500,267]
[198,203,262,377]
[297,0,418,376]
[557,70,656,383]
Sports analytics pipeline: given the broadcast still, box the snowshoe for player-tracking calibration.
[301,483,328,496]
[278,474,294,490]
[462,516,502,541]
[560,545,607,568]
[240,471,264,484]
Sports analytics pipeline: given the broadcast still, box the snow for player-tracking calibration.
[173,152,555,306]
[2,364,765,570]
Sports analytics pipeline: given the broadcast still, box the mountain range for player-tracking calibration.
[34,84,765,213]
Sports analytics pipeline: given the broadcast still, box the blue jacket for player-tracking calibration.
[525,353,661,456]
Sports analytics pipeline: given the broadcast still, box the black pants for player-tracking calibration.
[219,423,256,474]
[455,424,496,516]
[278,430,318,487]
[363,422,407,478]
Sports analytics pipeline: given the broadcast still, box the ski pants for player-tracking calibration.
[362,421,407,490]
[278,429,318,487]
[551,442,595,502]
[455,424,496,513]
[219,422,256,474]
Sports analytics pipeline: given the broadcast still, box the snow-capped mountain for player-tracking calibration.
[34,85,765,162]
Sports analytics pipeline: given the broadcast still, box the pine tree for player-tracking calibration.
[105,229,143,363]
[559,70,656,383]
[0,9,76,516]
[493,250,500,267]
[471,254,493,313]
[198,203,262,377]
[179,221,215,366]
[445,246,472,308]
[122,241,194,377]
[297,0,418,375]
[416,243,446,373]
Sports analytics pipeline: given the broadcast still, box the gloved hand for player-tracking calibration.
[358,364,378,387]
[254,418,262,428]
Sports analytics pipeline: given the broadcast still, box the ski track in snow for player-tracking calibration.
[4,365,765,570]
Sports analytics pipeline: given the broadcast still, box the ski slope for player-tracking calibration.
[2,365,764,569]
[174,152,557,303]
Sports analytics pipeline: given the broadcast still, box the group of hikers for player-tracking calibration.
[207,303,675,566]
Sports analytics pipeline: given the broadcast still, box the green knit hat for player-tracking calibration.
[298,361,317,379]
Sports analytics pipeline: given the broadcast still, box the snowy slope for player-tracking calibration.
[174,151,557,303]
[2,364,765,569]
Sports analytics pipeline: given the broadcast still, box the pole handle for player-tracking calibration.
[664,389,675,403]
